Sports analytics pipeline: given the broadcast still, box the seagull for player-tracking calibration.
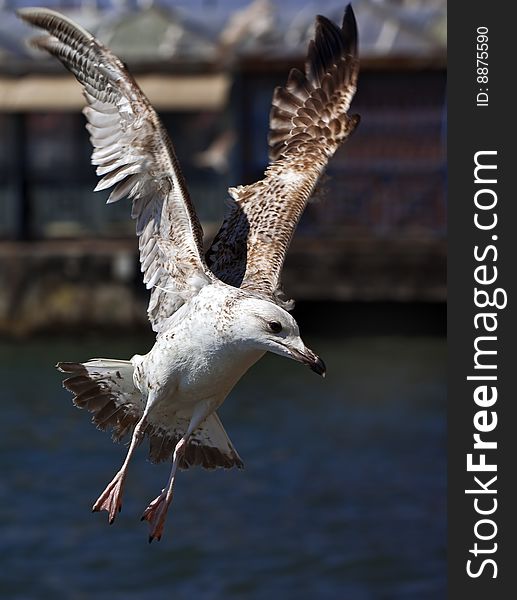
[18,4,360,542]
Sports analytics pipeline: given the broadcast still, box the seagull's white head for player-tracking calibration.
[230,296,326,377]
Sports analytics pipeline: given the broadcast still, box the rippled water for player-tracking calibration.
[0,334,445,599]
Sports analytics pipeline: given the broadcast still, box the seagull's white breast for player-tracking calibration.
[135,284,263,414]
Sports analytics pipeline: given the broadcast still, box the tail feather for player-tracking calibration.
[191,413,244,468]
[58,359,143,441]
[146,411,243,469]
[57,359,243,469]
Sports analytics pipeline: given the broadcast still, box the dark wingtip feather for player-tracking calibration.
[315,14,346,57]
[16,7,45,26]
[341,4,358,57]
[307,6,357,88]
[17,7,93,41]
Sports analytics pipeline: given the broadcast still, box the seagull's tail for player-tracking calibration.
[57,359,145,441]
[57,359,244,470]
[146,411,244,469]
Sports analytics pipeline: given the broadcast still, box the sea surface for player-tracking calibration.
[0,334,446,600]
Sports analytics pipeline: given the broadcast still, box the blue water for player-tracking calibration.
[0,335,445,599]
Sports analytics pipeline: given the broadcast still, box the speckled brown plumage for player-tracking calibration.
[19,8,215,333]
[20,5,359,319]
[206,6,359,302]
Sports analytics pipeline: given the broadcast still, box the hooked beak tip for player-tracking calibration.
[310,355,327,377]
[289,347,326,377]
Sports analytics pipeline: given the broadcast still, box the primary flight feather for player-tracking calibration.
[18,4,359,542]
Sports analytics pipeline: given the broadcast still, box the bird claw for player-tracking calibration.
[92,473,125,524]
[141,491,169,542]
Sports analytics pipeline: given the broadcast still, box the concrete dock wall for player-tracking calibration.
[0,237,445,337]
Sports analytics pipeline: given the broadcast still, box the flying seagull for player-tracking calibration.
[18,4,359,542]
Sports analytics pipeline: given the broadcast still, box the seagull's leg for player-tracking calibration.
[141,401,212,542]
[141,436,187,541]
[92,410,149,524]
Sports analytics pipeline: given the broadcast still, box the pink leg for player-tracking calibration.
[141,401,213,542]
[92,416,146,524]
[141,437,186,542]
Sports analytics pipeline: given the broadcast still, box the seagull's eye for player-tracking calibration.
[268,321,283,334]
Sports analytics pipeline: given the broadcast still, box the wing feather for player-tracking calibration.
[19,8,213,331]
[206,5,360,303]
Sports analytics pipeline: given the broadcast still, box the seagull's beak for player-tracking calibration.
[289,346,327,377]
[269,337,326,377]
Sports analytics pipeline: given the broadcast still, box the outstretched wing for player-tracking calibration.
[206,5,359,304]
[19,8,214,331]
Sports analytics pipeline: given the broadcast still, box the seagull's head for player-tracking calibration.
[231,296,326,377]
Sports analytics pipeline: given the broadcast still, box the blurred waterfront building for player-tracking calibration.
[0,0,446,305]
